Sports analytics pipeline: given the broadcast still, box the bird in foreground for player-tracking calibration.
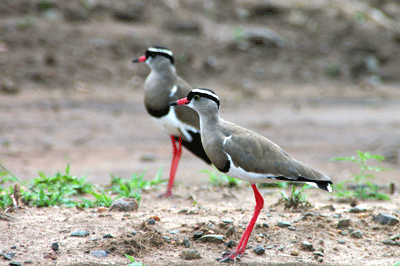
[171,88,333,261]
[133,47,211,197]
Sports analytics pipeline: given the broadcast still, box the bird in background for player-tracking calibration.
[132,47,211,197]
[171,88,333,261]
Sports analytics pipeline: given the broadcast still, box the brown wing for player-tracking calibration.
[223,122,330,183]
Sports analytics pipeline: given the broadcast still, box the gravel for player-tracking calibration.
[253,244,265,255]
[373,213,399,225]
[180,250,202,260]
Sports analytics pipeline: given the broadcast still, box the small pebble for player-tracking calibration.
[226,225,236,237]
[390,234,400,241]
[183,237,190,248]
[70,230,90,237]
[382,240,399,246]
[290,250,299,256]
[97,206,107,212]
[225,240,236,248]
[337,219,351,228]
[207,223,217,231]
[103,234,114,238]
[198,235,224,243]
[373,213,399,226]
[313,251,324,257]
[301,241,315,251]
[91,250,108,258]
[181,250,202,260]
[350,230,363,239]
[9,262,22,266]
[277,221,291,228]
[149,215,160,221]
[3,253,15,260]
[338,240,346,244]
[288,226,296,231]
[253,244,265,255]
[278,246,285,251]
[162,236,171,243]
[170,230,179,234]
[43,252,57,260]
[178,209,188,214]
[148,218,156,225]
[109,197,138,212]
[193,231,204,239]
[1,78,19,95]
[51,242,59,251]
[222,220,234,224]
[349,206,367,213]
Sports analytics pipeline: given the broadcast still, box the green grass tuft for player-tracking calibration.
[0,163,166,209]
[202,167,240,187]
[125,254,145,266]
[280,184,311,210]
[331,151,392,200]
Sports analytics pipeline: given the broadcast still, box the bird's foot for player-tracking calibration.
[217,251,243,263]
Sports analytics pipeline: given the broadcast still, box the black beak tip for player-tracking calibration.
[132,59,139,63]
[170,101,177,106]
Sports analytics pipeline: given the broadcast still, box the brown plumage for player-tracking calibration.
[171,88,333,261]
[133,47,211,197]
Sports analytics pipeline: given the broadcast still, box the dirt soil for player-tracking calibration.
[1,0,400,265]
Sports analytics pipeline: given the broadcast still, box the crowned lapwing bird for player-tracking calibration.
[171,88,333,261]
[133,47,211,197]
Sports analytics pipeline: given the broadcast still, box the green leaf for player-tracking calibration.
[125,254,145,266]
[330,156,356,162]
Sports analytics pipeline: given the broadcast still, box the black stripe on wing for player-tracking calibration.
[272,175,333,192]
[175,131,212,164]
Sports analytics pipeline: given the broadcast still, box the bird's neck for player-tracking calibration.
[149,61,177,77]
[199,112,221,135]
[144,63,177,116]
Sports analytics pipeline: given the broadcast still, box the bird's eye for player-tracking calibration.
[193,95,200,101]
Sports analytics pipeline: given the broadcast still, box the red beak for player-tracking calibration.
[132,55,146,63]
[170,97,190,106]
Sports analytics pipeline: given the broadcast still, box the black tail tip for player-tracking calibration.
[317,182,333,192]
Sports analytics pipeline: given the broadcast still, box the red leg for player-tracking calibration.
[159,136,182,198]
[219,183,264,262]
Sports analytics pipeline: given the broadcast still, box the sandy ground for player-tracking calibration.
[1,0,400,265]
[1,83,399,186]
[1,83,400,266]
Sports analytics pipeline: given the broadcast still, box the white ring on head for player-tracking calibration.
[191,88,220,102]
[148,47,173,57]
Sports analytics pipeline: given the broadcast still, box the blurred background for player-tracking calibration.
[0,0,399,186]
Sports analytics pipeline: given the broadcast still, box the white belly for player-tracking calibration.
[151,106,198,142]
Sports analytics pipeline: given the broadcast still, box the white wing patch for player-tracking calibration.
[151,106,198,142]
[169,85,178,97]
[223,135,232,146]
